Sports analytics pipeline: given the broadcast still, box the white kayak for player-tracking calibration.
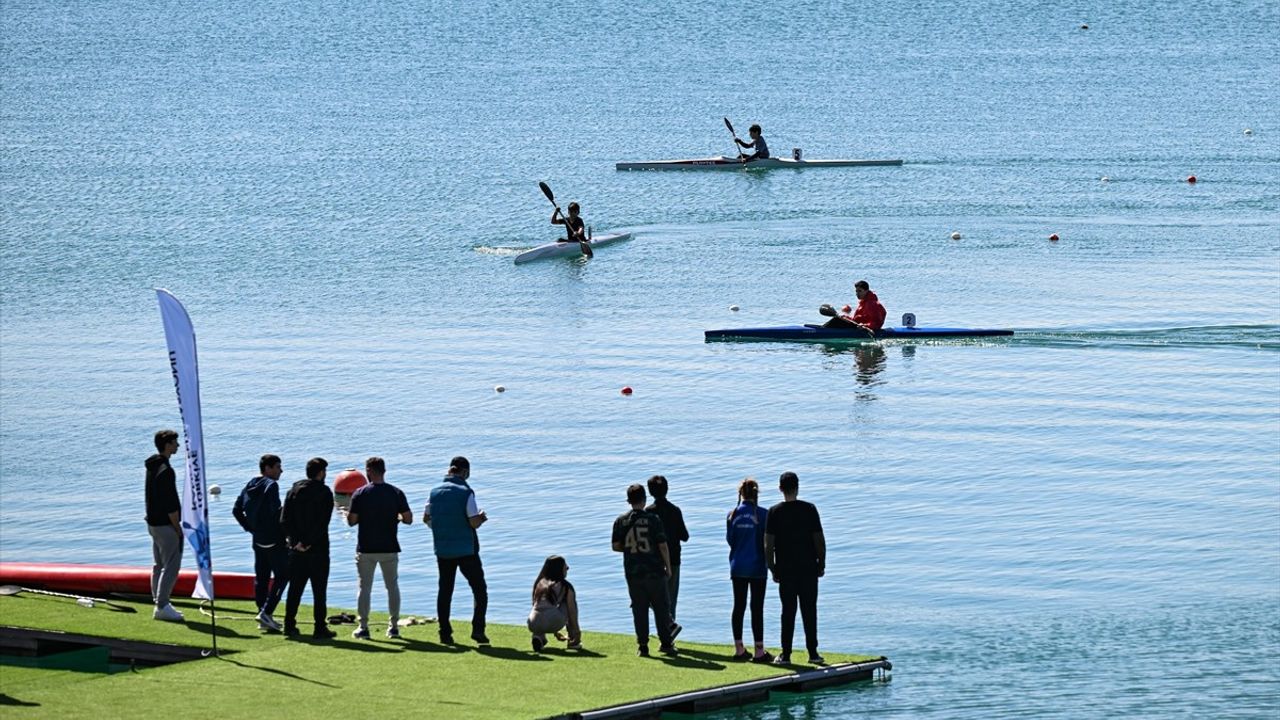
[513,232,633,264]
[615,156,904,171]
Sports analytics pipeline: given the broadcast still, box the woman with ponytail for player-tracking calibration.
[527,555,582,652]
[726,478,772,662]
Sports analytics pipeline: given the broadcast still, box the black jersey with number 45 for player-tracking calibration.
[612,509,668,578]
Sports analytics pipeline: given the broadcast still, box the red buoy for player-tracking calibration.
[334,468,368,495]
[1049,233,1059,241]
[621,386,633,395]
[1186,175,1197,184]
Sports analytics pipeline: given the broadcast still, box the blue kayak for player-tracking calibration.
[705,324,1014,342]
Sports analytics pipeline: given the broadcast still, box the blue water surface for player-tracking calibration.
[2,1,1278,717]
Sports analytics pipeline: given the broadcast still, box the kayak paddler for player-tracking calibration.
[820,280,886,332]
[551,202,587,244]
[734,124,770,162]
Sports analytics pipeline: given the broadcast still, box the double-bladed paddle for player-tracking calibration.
[539,182,592,259]
[724,117,746,161]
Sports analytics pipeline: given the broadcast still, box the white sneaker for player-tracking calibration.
[153,604,184,622]
[256,612,282,632]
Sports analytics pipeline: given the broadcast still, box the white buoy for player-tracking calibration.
[729,304,740,312]
[1100,176,1110,183]
[494,385,506,393]
[950,231,961,240]
[209,484,221,496]
[1244,128,1253,136]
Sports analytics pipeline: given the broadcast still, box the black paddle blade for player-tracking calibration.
[538,181,555,203]
[723,117,735,135]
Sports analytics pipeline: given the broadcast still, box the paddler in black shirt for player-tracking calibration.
[551,202,587,243]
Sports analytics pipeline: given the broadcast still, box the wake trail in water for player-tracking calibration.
[1010,324,1280,350]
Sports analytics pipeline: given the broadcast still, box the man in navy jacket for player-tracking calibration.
[233,454,289,632]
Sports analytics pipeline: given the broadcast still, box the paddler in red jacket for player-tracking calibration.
[820,280,886,332]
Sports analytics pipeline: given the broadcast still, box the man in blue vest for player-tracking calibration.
[424,455,489,645]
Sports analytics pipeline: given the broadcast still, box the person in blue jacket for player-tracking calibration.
[232,454,289,632]
[727,477,772,662]
[423,456,489,645]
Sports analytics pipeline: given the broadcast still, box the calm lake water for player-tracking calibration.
[2,1,1278,717]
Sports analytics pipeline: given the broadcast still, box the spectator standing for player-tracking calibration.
[612,483,678,657]
[281,457,336,639]
[145,429,184,622]
[232,453,289,632]
[424,455,489,645]
[764,471,826,665]
[727,477,771,662]
[645,475,688,639]
[347,456,412,639]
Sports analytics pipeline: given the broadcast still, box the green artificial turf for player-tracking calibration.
[0,593,878,719]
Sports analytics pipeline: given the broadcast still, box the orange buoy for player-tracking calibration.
[1049,233,1059,241]
[334,468,368,495]
[621,386,634,395]
[1187,174,1197,184]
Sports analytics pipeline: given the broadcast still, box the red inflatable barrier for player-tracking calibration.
[0,562,255,600]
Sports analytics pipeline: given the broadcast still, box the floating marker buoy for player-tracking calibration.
[950,231,961,240]
[1244,128,1253,136]
[334,468,368,495]
[1187,175,1197,184]
[729,304,739,312]
[1049,233,1059,242]
[1080,23,1089,30]
[1100,176,1110,183]
[621,386,633,395]
[209,484,221,496]
[494,385,505,393]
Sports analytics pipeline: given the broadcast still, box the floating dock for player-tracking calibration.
[1,592,888,719]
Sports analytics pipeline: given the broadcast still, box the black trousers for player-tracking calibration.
[284,547,329,630]
[778,574,819,655]
[436,554,487,637]
[253,543,289,617]
[626,573,673,647]
[731,576,767,644]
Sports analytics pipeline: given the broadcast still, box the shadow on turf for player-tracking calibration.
[217,656,338,688]
[650,647,730,671]
[475,644,552,662]
[0,694,40,707]
[179,618,254,639]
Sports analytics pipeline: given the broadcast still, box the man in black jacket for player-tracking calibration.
[645,475,688,638]
[280,457,336,639]
[145,429,184,622]
[233,454,289,633]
